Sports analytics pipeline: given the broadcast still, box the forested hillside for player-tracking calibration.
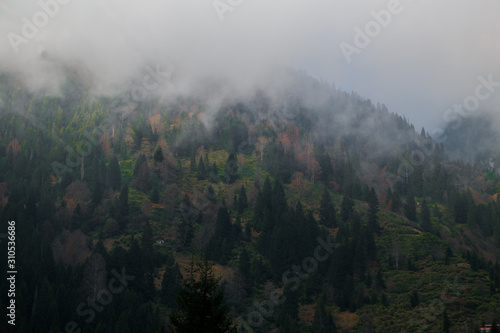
[0,70,499,332]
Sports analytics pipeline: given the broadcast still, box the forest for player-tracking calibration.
[0,70,499,332]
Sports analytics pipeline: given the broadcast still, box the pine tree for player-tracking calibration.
[161,255,182,310]
[421,199,432,232]
[107,155,122,190]
[410,290,419,307]
[210,162,219,183]
[443,309,450,333]
[238,185,248,214]
[224,152,239,184]
[341,195,354,222]
[368,187,380,233]
[491,320,499,333]
[154,146,164,163]
[169,256,237,333]
[132,158,151,192]
[190,153,197,172]
[151,187,160,204]
[405,194,417,221]
[197,156,206,180]
[206,207,234,264]
[320,188,337,227]
[133,154,147,176]
[313,295,337,333]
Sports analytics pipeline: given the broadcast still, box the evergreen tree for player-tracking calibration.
[118,185,129,229]
[237,185,248,214]
[224,153,239,184]
[421,199,432,232]
[154,146,164,163]
[197,156,206,180]
[405,195,417,221]
[392,190,402,213]
[238,247,251,285]
[410,290,419,307]
[151,187,160,204]
[107,156,121,190]
[133,154,147,176]
[161,255,182,310]
[491,320,499,333]
[341,195,354,222]
[190,153,196,172]
[313,295,337,333]
[142,221,153,262]
[132,158,152,192]
[320,188,337,227]
[206,207,234,264]
[443,309,450,333]
[169,256,237,333]
[368,187,380,233]
[210,162,219,183]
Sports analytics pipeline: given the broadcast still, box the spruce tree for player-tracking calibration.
[341,195,354,222]
[237,185,248,214]
[443,309,450,333]
[421,199,432,232]
[154,146,164,163]
[206,207,234,264]
[161,255,182,310]
[197,156,206,180]
[224,153,239,184]
[368,187,380,233]
[169,256,237,333]
[107,156,121,190]
[320,188,337,227]
[151,187,160,204]
[405,194,417,221]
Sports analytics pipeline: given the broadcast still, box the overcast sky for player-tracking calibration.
[1,0,499,132]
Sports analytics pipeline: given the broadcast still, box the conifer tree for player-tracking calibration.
[154,146,164,163]
[405,194,417,221]
[224,152,239,184]
[206,207,234,264]
[341,195,354,222]
[161,255,182,310]
[151,187,160,204]
[238,185,248,214]
[368,187,380,233]
[107,156,121,190]
[190,153,196,172]
[320,188,337,227]
[197,156,206,180]
[169,256,237,333]
[313,295,337,333]
[421,199,432,232]
[443,309,450,333]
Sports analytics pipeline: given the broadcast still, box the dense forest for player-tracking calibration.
[0,69,499,332]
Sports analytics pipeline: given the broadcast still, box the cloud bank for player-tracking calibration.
[0,0,499,130]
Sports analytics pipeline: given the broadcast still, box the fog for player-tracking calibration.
[1,0,499,132]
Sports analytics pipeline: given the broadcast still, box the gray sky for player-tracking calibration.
[1,0,499,131]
